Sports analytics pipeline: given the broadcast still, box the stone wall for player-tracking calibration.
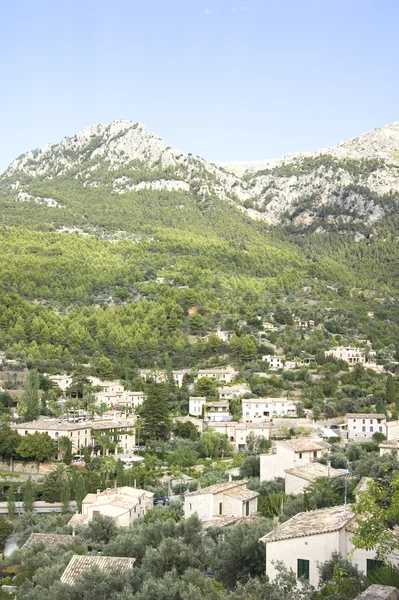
[355,585,399,600]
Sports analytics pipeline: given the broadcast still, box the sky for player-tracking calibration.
[1,0,398,171]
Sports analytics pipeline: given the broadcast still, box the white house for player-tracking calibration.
[204,401,231,422]
[260,505,384,587]
[195,367,237,384]
[260,439,328,481]
[217,383,250,400]
[263,322,276,330]
[242,398,298,422]
[138,369,188,388]
[284,462,346,495]
[215,329,232,343]
[262,355,285,370]
[189,396,207,417]
[184,480,259,524]
[325,347,367,364]
[207,421,271,450]
[385,420,399,441]
[70,487,154,528]
[345,413,386,441]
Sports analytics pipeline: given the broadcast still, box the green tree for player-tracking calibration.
[95,355,114,380]
[23,478,35,513]
[174,421,198,441]
[18,369,40,421]
[169,445,198,468]
[60,478,71,513]
[17,432,56,469]
[7,484,15,519]
[58,435,73,464]
[0,516,13,552]
[75,475,87,513]
[386,374,397,405]
[0,425,22,462]
[140,383,172,441]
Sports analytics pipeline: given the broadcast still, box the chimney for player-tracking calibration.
[96,489,101,497]
[228,473,232,482]
[273,516,279,532]
[327,461,331,478]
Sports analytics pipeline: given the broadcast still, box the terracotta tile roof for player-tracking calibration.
[202,515,261,529]
[379,440,399,448]
[354,477,373,494]
[61,555,135,586]
[346,413,385,419]
[284,462,347,482]
[22,533,82,550]
[223,488,259,501]
[260,505,355,543]
[185,480,248,496]
[68,514,90,527]
[276,438,327,452]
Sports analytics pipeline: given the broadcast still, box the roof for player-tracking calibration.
[346,413,385,419]
[354,477,373,495]
[237,422,271,430]
[202,515,261,529]
[386,420,399,428]
[12,418,134,432]
[260,505,355,543]
[82,487,154,507]
[276,438,327,452]
[379,439,399,449]
[22,533,82,550]
[224,488,259,501]
[243,397,290,404]
[68,513,90,527]
[205,402,229,408]
[189,396,207,401]
[186,480,248,497]
[197,367,237,374]
[284,462,347,482]
[61,555,136,586]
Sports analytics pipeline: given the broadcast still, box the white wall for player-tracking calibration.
[260,446,322,481]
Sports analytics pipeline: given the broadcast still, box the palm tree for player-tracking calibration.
[99,456,116,485]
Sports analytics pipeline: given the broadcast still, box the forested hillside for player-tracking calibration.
[0,121,398,375]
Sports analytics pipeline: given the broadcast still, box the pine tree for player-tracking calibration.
[141,383,172,440]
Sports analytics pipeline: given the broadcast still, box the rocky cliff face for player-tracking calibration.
[2,120,399,234]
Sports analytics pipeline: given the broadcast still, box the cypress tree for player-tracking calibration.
[23,478,35,513]
[141,383,172,441]
[7,484,15,519]
[75,475,87,513]
[19,370,40,421]
[386,374,396,405]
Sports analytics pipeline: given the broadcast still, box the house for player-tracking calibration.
[189,396,207,417]
[61,555,136,586]
[204,401,231,422]
[259,505,384,587]
[270,418,313,438]
[207,421,271,450]
[325,347,367,364]
[284,462,346,495]
[263,322,276,330]
[217,383,250,400]
[262,355,285,370]
[11,417,135,454]
[184,480,259,524]
[138,369,188,387]
[260,439,328,481]
[284,360,298,370]
[173,415,204,435]
[215,329,232,343]
[379,439,399,457]
[242,398,298,422]
[301,356,316,365]
[345,413,386,441]
[72,486,154,527]
[386,420,399,441]
[118,390,146,410]
[49,374,73,392]
[294,318,315,329]
[194,366,237,384]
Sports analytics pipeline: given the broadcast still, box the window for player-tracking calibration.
[353,426,356,429]
[370,419,373,424]
[313,451,317,458]
[362,419,365,424]
[379,426,383,432]
[299,452,303,459]
[362,426,366,432]
[244,501,250,516]
[367,559,384,576]
[218,502,223,515]
[297,559,310,580]
[370,427,373,432]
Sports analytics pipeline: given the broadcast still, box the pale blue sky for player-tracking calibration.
[1,0,398,171]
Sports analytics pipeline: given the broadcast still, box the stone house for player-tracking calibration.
[207,420,271,450]
[325,346,367,364]
[379,439,399,457]
[71,486,154,528]
[194,367,237,384]
[184,480,259,524]
[11,417,135,454]
[217,383,250,400]
[260,439,329,481]
[259,505,384,587]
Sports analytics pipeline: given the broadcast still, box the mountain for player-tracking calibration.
[1,120,399,237]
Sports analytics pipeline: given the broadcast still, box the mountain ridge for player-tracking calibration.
[1,119,399,234]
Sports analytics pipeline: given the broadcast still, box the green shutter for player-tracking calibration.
[297,559,310,580]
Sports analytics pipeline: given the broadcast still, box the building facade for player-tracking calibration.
[242,398,298,422]
[260,439,328,481]
[184,480,259,524]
